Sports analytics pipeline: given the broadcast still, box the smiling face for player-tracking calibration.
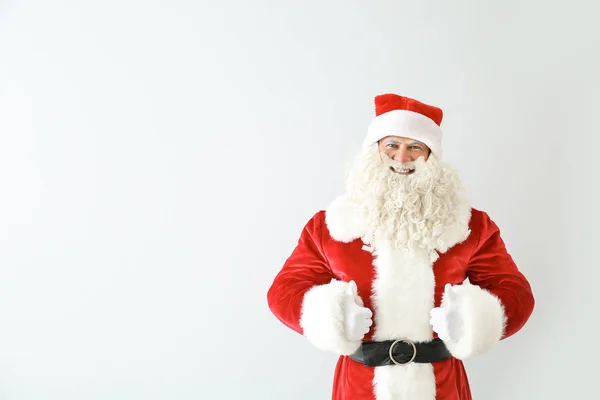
[377,136,431,175]
[344,142,468,252]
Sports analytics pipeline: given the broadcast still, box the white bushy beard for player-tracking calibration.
[345,144,470,256]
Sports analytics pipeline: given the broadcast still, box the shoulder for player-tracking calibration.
[323,194,367,243]
[310,210,327,226]
[303,209,355,245]
[467,208,505,250]
[299,210,327,238]
[469,208,500,231]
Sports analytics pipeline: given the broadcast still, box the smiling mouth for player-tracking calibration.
[390,166,415,175]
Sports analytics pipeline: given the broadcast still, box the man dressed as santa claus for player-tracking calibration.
[267,93,535,400]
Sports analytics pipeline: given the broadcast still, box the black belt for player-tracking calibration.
[349,338,451,366]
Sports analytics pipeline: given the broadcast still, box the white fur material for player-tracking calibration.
[373,363,437,400]
[324,194,366,243]
[440,282,507,360]
[364,109,443,159]
[371,245,437,400]
[299,279,362,355]
[325,191,471,255]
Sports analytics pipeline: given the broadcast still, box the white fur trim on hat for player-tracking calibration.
[364,109,443,159]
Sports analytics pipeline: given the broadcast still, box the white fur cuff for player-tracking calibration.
[299,279,362,355]
[442,283,507,359]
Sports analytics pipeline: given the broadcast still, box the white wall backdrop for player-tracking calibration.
[0,0,598,399]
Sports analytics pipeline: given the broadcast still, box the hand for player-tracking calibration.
[343,281,373,341]
[430,283,463,342]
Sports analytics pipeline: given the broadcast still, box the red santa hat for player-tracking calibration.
[363,93,444,159]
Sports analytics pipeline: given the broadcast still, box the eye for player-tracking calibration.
[386,143,399,149]
[409,145,423,151]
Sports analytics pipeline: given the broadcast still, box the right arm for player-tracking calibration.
[266,211,362,355]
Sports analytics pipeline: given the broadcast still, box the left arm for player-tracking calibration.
[441,210,535,359]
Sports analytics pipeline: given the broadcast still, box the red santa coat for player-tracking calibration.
[267,194,535,400]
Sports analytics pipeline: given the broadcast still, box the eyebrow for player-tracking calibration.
[383,138,425,146]
[383,138,401,144]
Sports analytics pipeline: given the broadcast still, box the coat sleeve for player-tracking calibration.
[442,210,535,360]
[266,211,362,355]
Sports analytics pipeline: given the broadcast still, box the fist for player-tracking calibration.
[343,281,373,341]
[429,283,464,342]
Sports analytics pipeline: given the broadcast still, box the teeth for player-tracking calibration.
[390,165,415,174]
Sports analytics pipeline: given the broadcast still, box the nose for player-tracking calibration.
[393,148,412,163]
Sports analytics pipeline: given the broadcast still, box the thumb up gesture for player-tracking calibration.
[343,281,373,341]
[429,283,464,342]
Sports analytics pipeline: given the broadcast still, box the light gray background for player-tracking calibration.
[0,0,598,399]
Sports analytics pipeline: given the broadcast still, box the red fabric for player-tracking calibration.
[374,93,443,126]
[267,209,535,400]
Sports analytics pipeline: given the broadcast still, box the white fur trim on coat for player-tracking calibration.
[325,193,471,254]
[371,245,437,400]
[299,279,362,355]
[441,282,507,360]
[324,194,366,243]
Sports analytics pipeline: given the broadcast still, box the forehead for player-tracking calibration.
[380,136,425,145]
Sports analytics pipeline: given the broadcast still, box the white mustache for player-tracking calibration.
[380,154,416,172]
